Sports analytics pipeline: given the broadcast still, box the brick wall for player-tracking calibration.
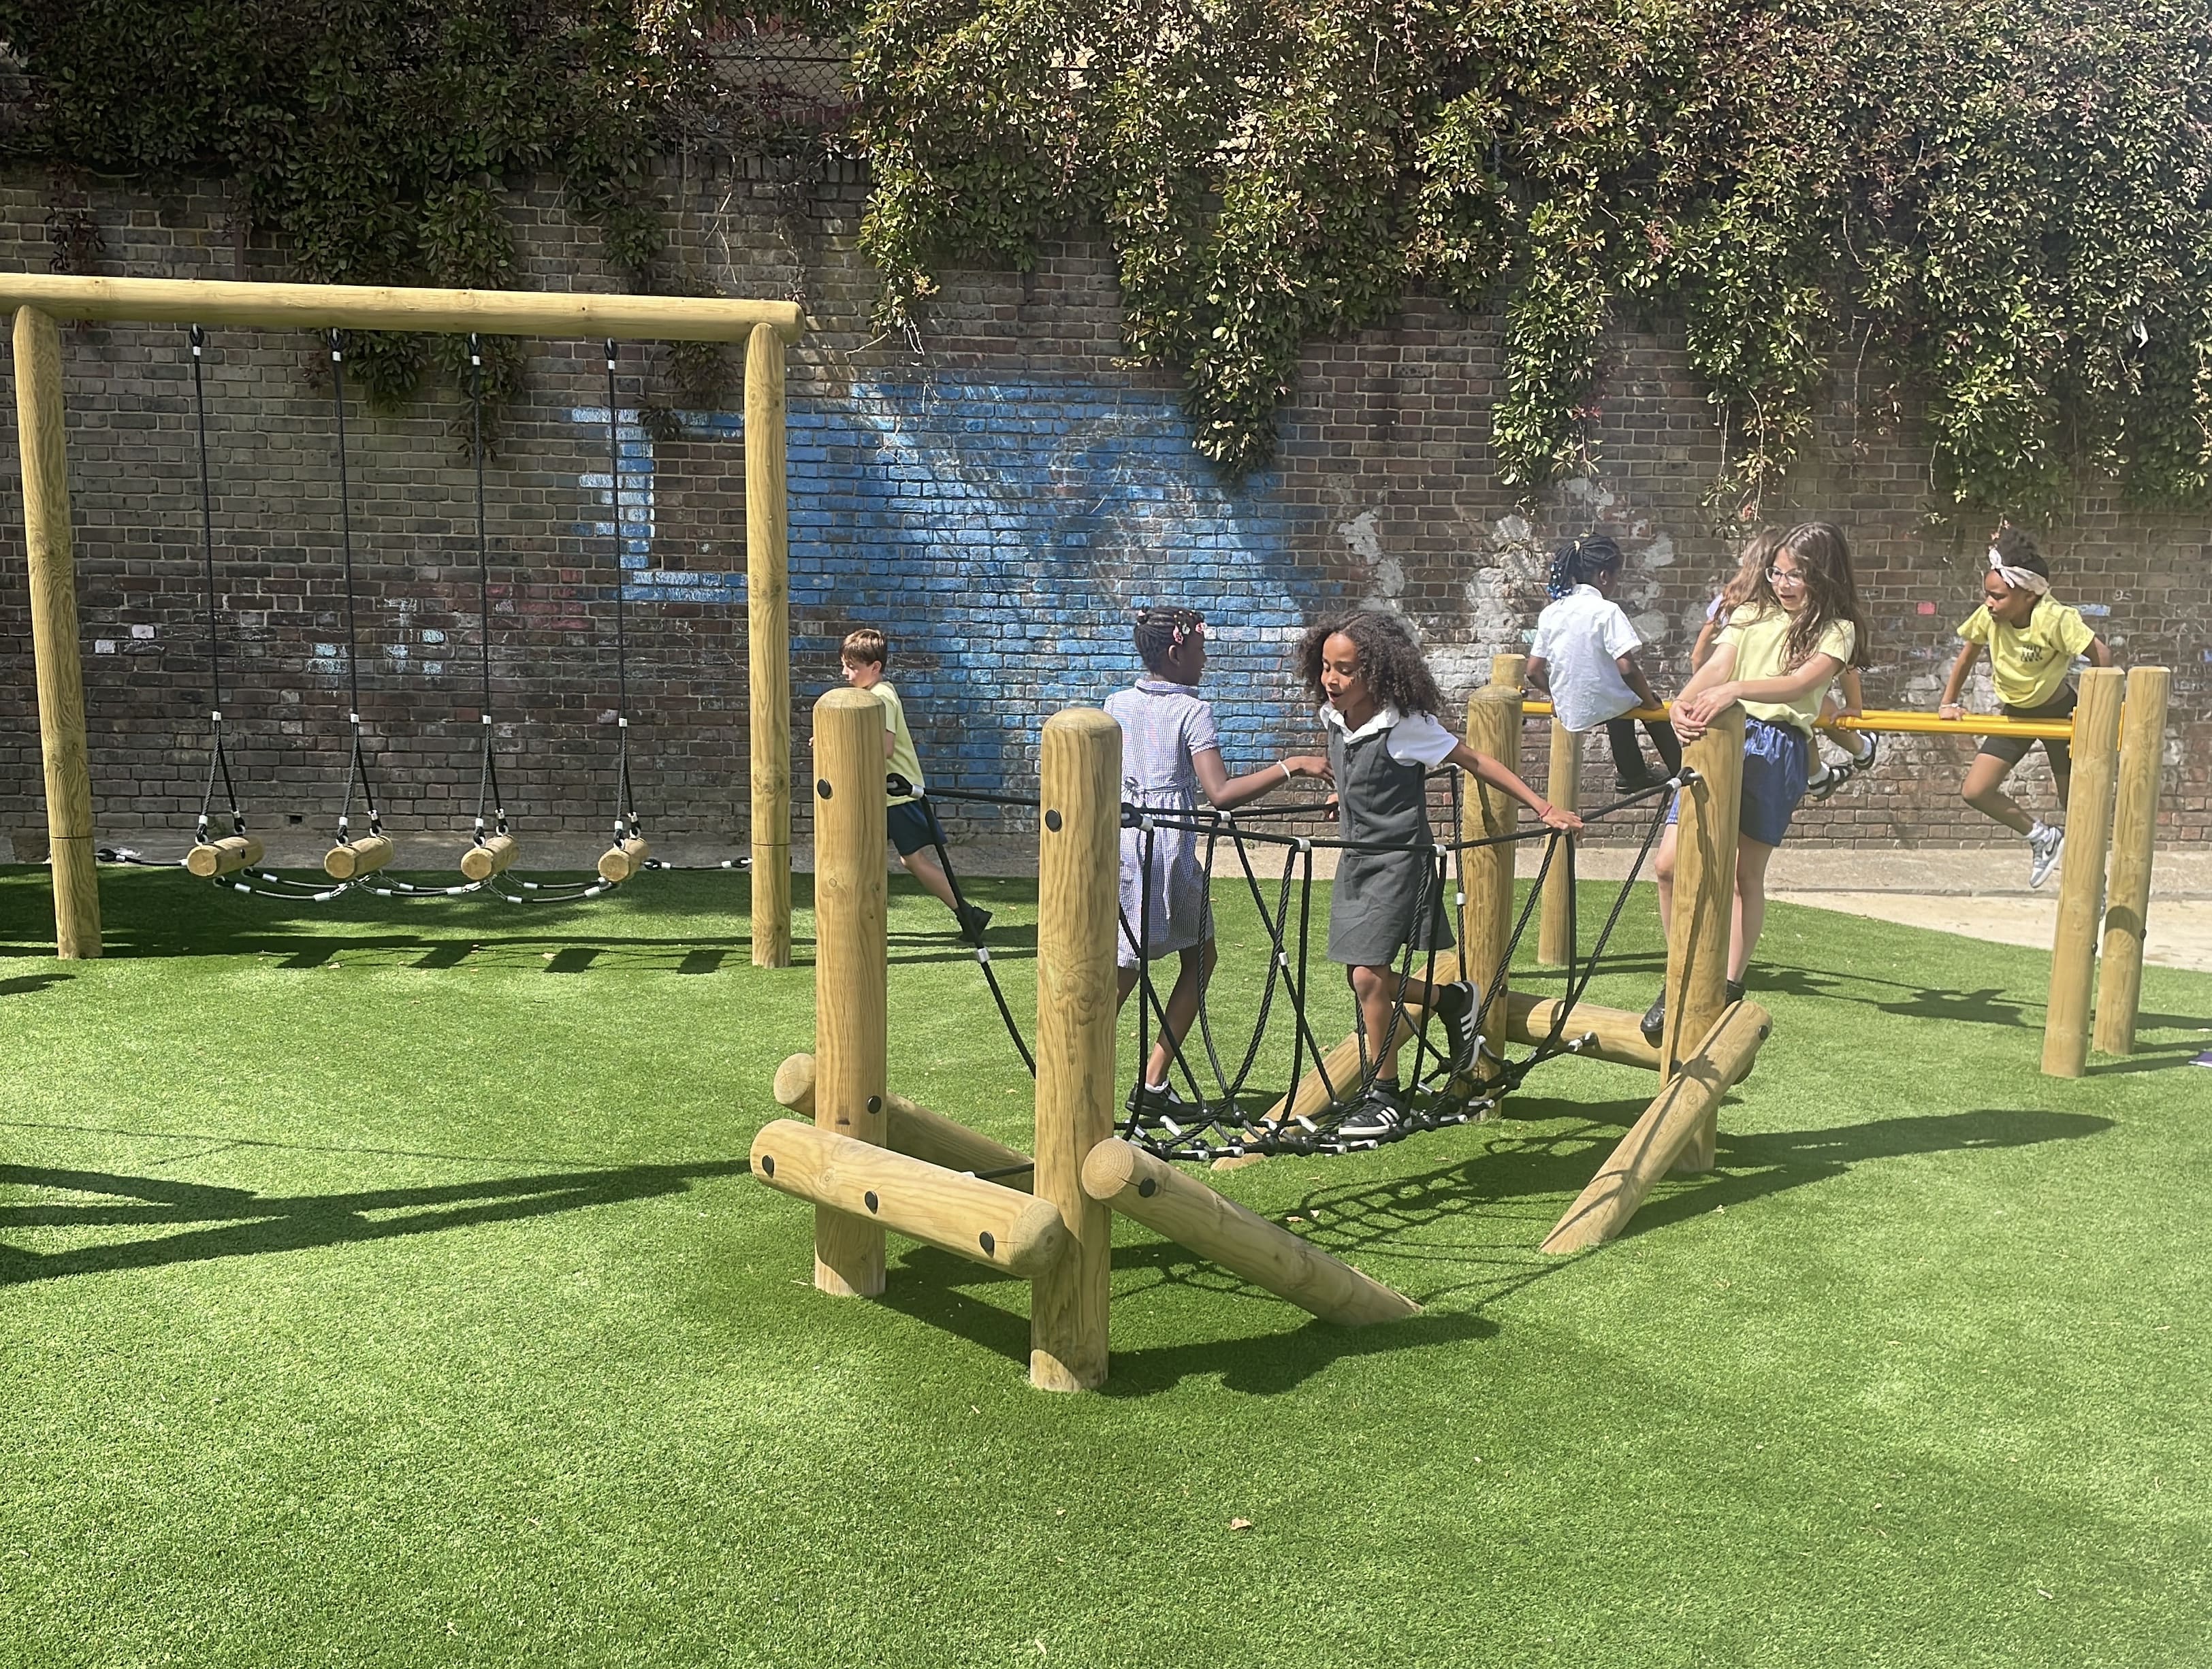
[1,160,2205,867]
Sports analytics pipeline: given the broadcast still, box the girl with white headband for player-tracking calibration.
[1937,527,2113,888]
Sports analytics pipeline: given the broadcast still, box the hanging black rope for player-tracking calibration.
[468,334,508,850]
[604,340,641,848]
[327,330,382,854]
[189,323,245,848]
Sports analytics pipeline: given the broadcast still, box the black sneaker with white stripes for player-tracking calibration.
[1432,979,1479,1073]
[1336,1080,1411,1141]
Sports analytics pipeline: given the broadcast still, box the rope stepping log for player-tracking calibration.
[748,662,1782,1391]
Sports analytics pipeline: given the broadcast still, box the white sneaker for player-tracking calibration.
[2027,825,2064,890]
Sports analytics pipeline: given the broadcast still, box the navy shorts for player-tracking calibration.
[1978,685,2076,771]
[886,799,946,858]
[1667,717,1810,847]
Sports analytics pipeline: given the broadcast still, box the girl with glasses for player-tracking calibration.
[1640,521,1871,1043]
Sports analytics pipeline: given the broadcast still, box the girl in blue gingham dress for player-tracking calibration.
[1104,607,1326,1127]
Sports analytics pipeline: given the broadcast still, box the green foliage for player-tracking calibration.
[851,0,2212,515]
[0,1,748,415]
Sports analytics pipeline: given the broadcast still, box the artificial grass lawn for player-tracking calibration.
[2,861,2209,1668]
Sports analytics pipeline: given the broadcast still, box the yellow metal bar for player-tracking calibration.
[1520,699,2075,743]
[0,272,805,343]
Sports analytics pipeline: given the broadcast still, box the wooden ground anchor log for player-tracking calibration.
[323,833,395,881]
[460,833,518,881]
[751,1120,1070,1278]
[1540,999,1772,1254]
[1083,1139,1420,1325]
[185,835,262,879]
[773,1053,1033,1192]
[598,836,650,884]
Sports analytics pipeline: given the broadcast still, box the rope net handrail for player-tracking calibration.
[919,766,1686,1163]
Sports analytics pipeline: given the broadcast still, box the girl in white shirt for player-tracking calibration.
[1526,536,1681,792]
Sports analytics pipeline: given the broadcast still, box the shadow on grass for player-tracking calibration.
[871,1243,1494,1395]
[0,971,73,998]
[1284,1103,2114,1298]
[0,1158,749,1285]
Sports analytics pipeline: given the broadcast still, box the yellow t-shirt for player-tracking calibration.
[873,681,925,805]
[1957,599,2095,709]
[1718,604,1856,735]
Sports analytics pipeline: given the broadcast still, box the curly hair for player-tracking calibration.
[1296,611,1445,717]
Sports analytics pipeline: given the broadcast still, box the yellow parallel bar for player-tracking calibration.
[0,272,805,343]
[1520,699,2075,743]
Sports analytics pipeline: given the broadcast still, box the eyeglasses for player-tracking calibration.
[1765,566,1808,587]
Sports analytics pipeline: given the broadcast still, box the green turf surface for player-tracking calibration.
[3,862,2209,1666]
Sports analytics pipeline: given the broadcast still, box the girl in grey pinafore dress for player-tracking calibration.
[1327,720,1454,967]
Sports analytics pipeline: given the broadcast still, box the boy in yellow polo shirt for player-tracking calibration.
[1938,528,2113,888]
[839,629,989,937]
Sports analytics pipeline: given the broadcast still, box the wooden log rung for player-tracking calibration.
[186,834,263,879]
[324,833,394,881]
[460,832,518,881]
[751,1120,1069,1278]
[773,1053,1033,1191]
[598,835,650,884]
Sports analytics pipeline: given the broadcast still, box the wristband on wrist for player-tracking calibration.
[1279,760,1294,783]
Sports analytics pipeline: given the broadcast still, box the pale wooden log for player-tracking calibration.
[596,835,650,884]
[461,833,519,881]
[1461,678,1525,1065]
[1503,992,1663,1071]
[1490,653,1528,693]
[323,833,395,881]
[773,1052,1033,1193]
[1031,708,1121,1392]
[746,323,793,968]
[0,274,803,342]
[2043,666,2125,1078]
[185,835,263,879]
[1661,704,1744,1172]
[1537,721,1582,967]
[14,306,101,958]
[812,688,889,1295]
[752,1120,1068,1278]
[2093,666,2170,1058]
[1541,1000,1772,1253]
[1082,1139,1420,1325]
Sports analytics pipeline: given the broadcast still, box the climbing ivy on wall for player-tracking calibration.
[0,1,804,425]
[850,0,2212,517]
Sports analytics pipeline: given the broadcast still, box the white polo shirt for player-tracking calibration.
[1530,585,1644,734]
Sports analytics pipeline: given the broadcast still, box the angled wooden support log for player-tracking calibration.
[751,1120,1068,1278]
[1083,1140,1420,1325]
[1540,999,1772,1254]
[773,1053,1033,1191]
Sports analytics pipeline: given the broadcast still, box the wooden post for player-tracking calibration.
[1030,708,1121,1392]
[1662,703,1743,1172]
[773,1052,1035,1190]
[2042,666,2125,1078]
[746,322,792,969]
[13,306,101,958]
[1537,720,1581,966]
[811,687,888,1295]
[2094,666,2171,1058]
[1460,666,1524,1059]
[751,1122,1069,1278]
[1541,1001,1772,1253]
[1081,1141,1420,1325]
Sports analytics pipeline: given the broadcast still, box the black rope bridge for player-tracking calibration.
[918,766,1687,1165]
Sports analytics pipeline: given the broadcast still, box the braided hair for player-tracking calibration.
[1545,534,1624,599]
[1133,606,1206,676]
